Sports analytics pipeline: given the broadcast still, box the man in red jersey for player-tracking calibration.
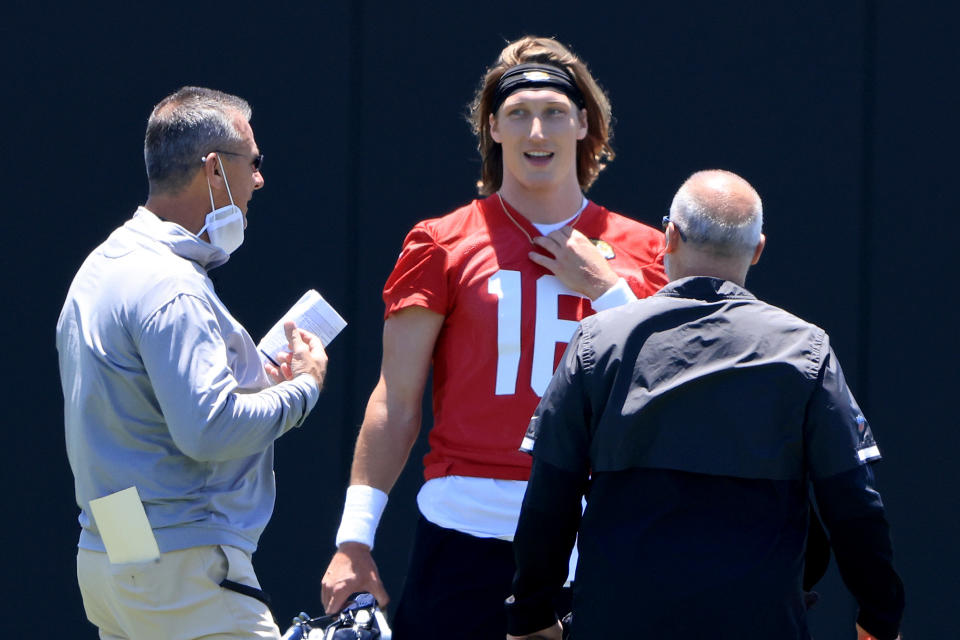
[321,36,667,638]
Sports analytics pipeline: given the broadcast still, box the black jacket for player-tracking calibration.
[509,277,904,639]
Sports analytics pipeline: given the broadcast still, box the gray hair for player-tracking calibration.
[669,172,763,257]
[144,86,252,194]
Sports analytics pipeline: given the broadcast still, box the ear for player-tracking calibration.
[201,152,225,188]
[576,107,588,140]
[489,113,502,143]
[750,234,766,265]
[664,223,680,254]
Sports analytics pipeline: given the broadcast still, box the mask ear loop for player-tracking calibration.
[197,153,239,239]
[216,154,236,207]
[201,155,217,212]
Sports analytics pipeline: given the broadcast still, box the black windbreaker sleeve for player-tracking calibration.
[507,458,588,636]
[813,464,905,640]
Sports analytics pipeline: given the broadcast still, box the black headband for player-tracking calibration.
[491,63,586,114]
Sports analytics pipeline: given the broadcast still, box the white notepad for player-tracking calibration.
[88,486,160,564]
[257,289,347,365]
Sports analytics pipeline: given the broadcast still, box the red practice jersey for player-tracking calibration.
[383,195,667,482]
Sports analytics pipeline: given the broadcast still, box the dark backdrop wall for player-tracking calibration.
[3,1,956,637]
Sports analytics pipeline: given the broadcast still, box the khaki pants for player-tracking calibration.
[77,545,281,640]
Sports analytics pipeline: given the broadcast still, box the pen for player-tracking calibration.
[260,349,281,368]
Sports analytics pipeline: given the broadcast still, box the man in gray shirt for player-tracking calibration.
[57,86,327,640]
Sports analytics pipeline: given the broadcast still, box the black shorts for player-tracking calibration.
[391,515,571,639]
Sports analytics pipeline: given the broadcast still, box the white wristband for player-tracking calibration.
[335,485,389,551]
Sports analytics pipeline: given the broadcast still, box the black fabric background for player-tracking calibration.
[2,2,955,637]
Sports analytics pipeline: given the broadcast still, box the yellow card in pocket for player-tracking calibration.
[88,486,161,564]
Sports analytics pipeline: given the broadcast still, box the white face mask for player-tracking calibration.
[198,154,245,254]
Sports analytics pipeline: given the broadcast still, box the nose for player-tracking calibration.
[529,116,545,140]
[253,169,264,190]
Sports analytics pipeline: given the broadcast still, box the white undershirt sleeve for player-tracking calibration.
[590,277,637,310]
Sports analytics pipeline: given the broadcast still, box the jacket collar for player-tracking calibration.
[656,276,756,302]
[126,207,230,271]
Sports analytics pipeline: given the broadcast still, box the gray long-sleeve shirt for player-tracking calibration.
[57,207,319,554]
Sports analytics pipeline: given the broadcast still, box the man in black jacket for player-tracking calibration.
[506,170,904,640]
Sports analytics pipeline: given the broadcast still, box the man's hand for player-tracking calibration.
[507,620,564,640]
[322,542,389,614]
[284,321,327,387]
[263,321,328,388]
[529,227,619,300]
[263,349,291,384]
